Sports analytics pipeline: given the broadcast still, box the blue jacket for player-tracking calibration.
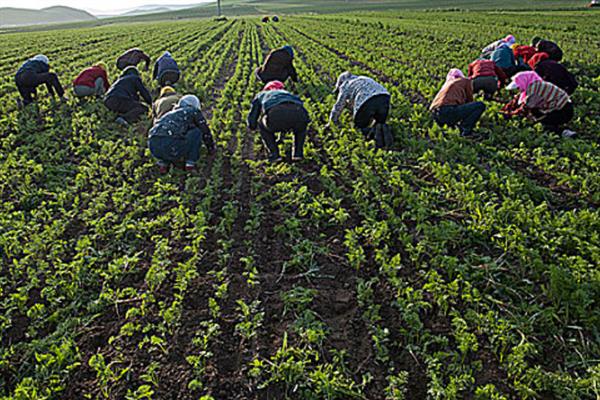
[153,53,179,80]
[17,60,49,76]
[149,106,214,150]
[491,46,516,69]
[247,90,304,129]
[105,74,152,104]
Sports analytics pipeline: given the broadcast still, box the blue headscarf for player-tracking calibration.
[282,45,294,58]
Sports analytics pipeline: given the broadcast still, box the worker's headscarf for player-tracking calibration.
[506,71,543,104]
[446,68,465,82]
[178,94,201,110]
[334,71,357,93]
[160,86,176,97]
[531,36,542,47]
[121,66,140,77]
[504,35,516,46]
[511,43,519,51]
[263,81,285,91]
[528,52,549,69]
[96,62,107,71]
[33,54,49,65]
[163,51,172,58]
[282,45,294,58]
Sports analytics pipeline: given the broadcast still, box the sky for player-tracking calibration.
[0,0,210,14]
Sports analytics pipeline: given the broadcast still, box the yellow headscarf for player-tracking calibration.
[160,86,176,97]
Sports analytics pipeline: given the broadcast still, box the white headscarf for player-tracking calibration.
[178,94,201,110]
[32,54,49,65]
[334,71,357,93]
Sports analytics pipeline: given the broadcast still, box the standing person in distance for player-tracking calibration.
[104,66,152,126]
[73,62,110,98]
[247,80,310,162]
[430,69,486,137]
[529,53,578,95]
[326,71,393,149]
[255,45,298,84]
[152,86,181,123]
[148,95,215,174]
[153,51,180,87]
[467,58,507,100]
[15,54,67,107]
[116,48,151,71]
[503,71,576,138]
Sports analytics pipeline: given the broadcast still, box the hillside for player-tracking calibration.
[0,6,97,28]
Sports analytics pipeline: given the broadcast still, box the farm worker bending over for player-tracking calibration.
[529,53,578,95]
[247,81,310,162]
[503,71,575,138]
[481,35,516,58]
[430,69,486,137]
[116,48,151,71]
[326,72,393,149]
[255,45,298,84]
[148,95,215,174]
[15,54,67,107]
[467,59,507,100]
[531,37,563,62]
[512,44,538,66]
[153,51,180,87]
[491,43,519,78]
[104,66,152,126]
[73,62,110,98]
[153,86,181,123]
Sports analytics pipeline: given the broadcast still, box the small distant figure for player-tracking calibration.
[430,69,486,137]
[504,71,575,138]
[73,62,110,98]
[531,37,563,62]
[148,95,215,174]
[481,35,516,58]
[529,53,578,95]
[15,54,67,107]
[117,48,151,71]
[255,45,298,84]
[153,86,181,123]
[468,59,507,100]
[326,72,393,149]
[247,81,310,162]
[104,66,152,126]
[262,16,270,23]
[491,43,518,78]
[272,15,280,22]
[153,51,180,87]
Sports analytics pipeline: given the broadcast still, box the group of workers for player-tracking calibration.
[431,34,577,137]
[14,34,579,174]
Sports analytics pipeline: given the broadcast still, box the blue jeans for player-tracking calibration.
[432,102,486,135]
[148,128,202,165]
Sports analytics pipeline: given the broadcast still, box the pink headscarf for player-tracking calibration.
[510,71,543,104]
[264,80,285,91]
[504,35,516,46]
[446,68,465,82]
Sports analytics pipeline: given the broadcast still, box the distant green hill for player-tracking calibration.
[0,6,97,27]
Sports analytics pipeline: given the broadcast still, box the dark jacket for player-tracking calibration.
[153,53,180,80]
[534,60,578,95]
[491,46,516,69]
[149,106,215,149]
[256,48,298,83]
[247,90,304,129]
[117,49,151,70]
[105,74,152,104]
[536,40,563,62]
[17,60,49,76]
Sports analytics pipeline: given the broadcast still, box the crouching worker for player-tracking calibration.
[468,59,507,100]
[153,51,180,87]
[503,71,575,138]
[15,54,67,107]
[148,95,216,173]
[326,72,393,149]
[247,81,309,162]
[255,45,298,84]
[430,69,486,137]
[104,66,152,126]
[152,86,181,123]
[529,53,578,95]
[73,62,110,98]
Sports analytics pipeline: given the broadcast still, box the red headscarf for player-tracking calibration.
[263,81,285,91]
[528,52,550,69]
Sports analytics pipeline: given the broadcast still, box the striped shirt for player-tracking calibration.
[525,81,570,113]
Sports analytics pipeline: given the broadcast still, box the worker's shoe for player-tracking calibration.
[157,162,170,174]
[267,153,283,163]
[115,117,129,127]
[561,129,577,138]
[185,162,196,172]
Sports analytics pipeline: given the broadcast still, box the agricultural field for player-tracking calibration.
[0,9,599,400]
